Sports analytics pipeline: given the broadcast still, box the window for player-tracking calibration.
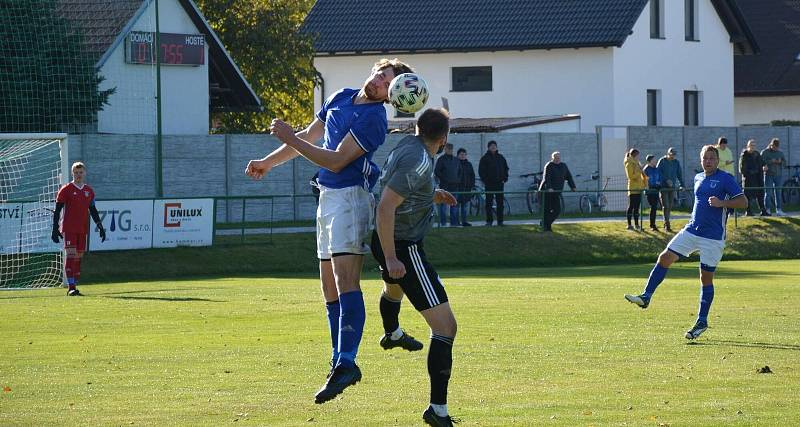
[451,66,492,92]
[684,91,699,126]
[685,0,698,41]
[647,90,660,126]
[650,0,664,39]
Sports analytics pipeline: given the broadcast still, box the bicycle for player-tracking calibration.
[578,172,610,214]
[520,172,543,214]
[468,183,511,218]
[781,164,800,206]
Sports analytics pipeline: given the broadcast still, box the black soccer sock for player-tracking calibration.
[379,293,401,335]
[428,334,454,405]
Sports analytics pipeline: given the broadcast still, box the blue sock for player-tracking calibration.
[698,285,714,323]
[336,290,365,368]
[325,300,340,364]
[643,263,668,298]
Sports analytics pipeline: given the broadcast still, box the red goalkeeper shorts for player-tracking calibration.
[63,233,87,253]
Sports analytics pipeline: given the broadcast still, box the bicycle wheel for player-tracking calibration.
[597,194,608,212]
[526,190,536,214]
[469,194,483,216]
[579,195,591,214]
[782,180,800,205]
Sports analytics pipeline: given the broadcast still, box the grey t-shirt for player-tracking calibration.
[379,135,435,242]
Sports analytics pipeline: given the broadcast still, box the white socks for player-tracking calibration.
[390,326,404,340]
[431,403,448,417]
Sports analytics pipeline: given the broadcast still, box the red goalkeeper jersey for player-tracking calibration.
[56,182,95,234]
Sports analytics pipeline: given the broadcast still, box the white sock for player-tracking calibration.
[390,327,403,340]
[431,403,448,417]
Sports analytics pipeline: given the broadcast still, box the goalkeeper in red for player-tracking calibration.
[52,162,106,296]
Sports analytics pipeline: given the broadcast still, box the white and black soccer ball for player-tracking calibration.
[389,73,429,114]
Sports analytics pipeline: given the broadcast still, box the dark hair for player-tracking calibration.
[770,138,780,146]
[457,148,466,155]
[625,148,639,160]
[646,154,655,162]
[717,137,728,145]
[445,143,453,149]
[417,108,450,141]
[487,140,497,148]
[372,58,414,77]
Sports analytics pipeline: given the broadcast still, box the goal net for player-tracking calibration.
[1,134,68,289]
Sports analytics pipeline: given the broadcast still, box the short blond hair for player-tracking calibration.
[372,58,414,77]
[71,161,86,171]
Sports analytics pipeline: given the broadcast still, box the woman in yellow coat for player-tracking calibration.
[625,148,648,231]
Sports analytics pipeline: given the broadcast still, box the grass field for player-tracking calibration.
[2,260,798,426]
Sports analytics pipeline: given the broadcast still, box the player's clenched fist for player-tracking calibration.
[245,159,271,180]
[385,256,406,279]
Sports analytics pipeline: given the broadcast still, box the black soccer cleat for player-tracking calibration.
[624,294,649,309]
[379,330,423,352]
[423,406,458,426]
[314,363,362,404]
[67,288,82,297]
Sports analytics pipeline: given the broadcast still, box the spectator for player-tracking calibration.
[456,148,475,226]
[434,143,461,226]
[761,138,786,216]
[625,149,647,231]
[657,147,683,232]
[538,151,576,232]
[716,137,735,176]
[739,139,768,216]
[643,154,662,231]
[478,140,509,226]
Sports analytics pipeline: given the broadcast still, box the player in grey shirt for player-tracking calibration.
[370,108,459,426]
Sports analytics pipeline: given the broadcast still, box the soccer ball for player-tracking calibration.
[389,73,429,114]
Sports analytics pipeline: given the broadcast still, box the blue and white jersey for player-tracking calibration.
[315,88,387,190]
[685,169,744,241]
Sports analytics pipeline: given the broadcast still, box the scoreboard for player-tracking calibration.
[125,31,205,66]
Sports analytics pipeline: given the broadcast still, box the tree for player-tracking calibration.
[196,0,320,133]
[0,0,114,133]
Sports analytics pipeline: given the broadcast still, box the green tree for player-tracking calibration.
[197,0,319,133]
[0,0,114,133]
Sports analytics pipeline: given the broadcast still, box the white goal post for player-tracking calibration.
[0,133,69,289]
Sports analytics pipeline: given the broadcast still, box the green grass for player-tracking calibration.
[2,260,799,425]
[80,217,800,283]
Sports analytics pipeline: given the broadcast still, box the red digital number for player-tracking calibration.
[175,45,183,64]
[137,43,148,63]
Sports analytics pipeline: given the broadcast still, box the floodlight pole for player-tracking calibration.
[155,0,164,197]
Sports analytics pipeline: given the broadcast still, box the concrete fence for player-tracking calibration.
[67,126,798,222]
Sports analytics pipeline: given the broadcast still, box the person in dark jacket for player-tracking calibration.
[434,143,461,226]
[539,151,576,231]
[739,139,768,216]
[456,148,476,226]
[478,140,509,226]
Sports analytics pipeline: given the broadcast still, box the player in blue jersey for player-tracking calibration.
[624,145,747,339]
[245,58,415,404]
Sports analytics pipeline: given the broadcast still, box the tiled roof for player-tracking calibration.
[303,0,650,53]
[734,0,800,95]
[56,0,144,61]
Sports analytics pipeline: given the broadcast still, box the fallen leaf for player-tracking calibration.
[3,386,11,393]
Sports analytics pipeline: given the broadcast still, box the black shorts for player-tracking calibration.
[370,231,448,312]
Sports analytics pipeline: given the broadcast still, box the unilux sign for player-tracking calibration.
[163,203,203,228]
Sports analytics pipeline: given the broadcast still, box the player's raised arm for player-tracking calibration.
[271,119,365,173]
[245,119,325,180]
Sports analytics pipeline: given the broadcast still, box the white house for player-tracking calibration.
[303,0,757,133]
[734,0,800,125]
[58,0,260,135]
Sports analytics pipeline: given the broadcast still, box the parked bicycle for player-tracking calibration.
[520,172,543,214]
[781,164,800,206]
[578,171,610,214]
[468,183,511,217]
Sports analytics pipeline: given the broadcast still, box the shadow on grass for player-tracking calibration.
[98,288,207,296]
[103,296,225,302]
[688,339,800,351]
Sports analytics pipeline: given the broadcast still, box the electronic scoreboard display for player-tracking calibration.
[125,32,205,66]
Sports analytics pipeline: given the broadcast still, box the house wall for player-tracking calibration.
[96,0,209,135]
[313,49,615,133]
[612,0,735,127]
[735,96,800,125]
